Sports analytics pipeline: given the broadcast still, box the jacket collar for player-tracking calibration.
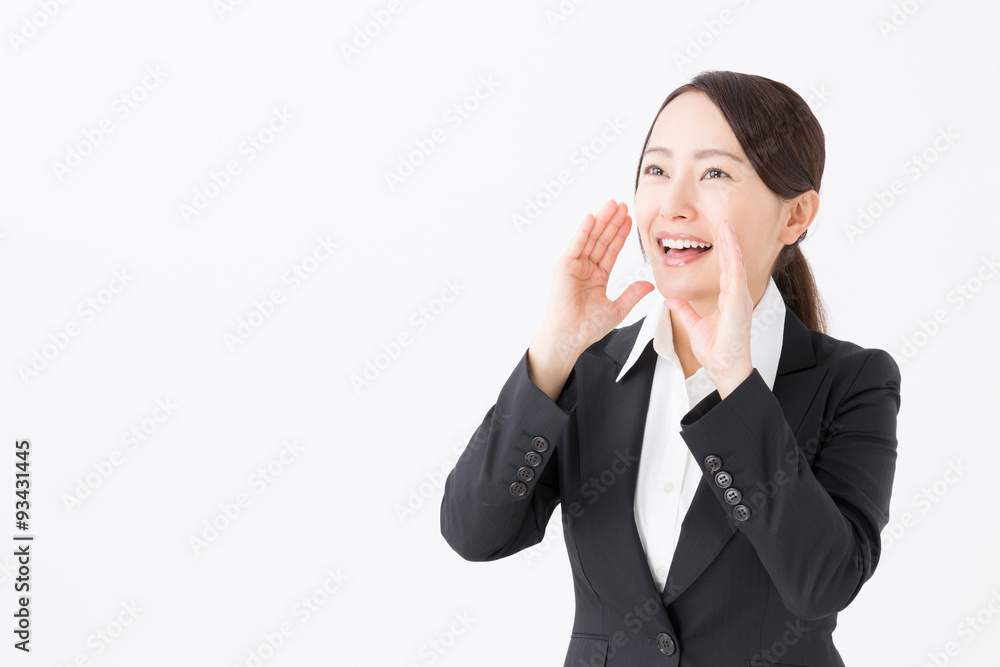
[613,276,787,389]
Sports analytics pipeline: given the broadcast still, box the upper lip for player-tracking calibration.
[655,232,713,244]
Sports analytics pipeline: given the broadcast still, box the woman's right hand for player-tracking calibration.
[535,199,656,361]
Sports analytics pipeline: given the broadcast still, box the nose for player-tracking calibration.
[656,179,698,223]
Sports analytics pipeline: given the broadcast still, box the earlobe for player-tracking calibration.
[781,190,819,245]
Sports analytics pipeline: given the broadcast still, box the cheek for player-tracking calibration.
[732,234,771,273]
[633,190,655,217]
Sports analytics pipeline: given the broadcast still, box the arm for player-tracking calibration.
[678,349,902,620]
[440,348,578,561]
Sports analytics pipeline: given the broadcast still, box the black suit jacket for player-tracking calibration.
[440,304,901,666]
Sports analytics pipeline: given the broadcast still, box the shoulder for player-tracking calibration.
[804,324,901,392]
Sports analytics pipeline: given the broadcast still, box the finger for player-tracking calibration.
[718,218,730,298]
[663,296,701,334]
[564,212,597,260]
[726,220,745,299]
[582,199,620,258]
[597,213,632,275]
[587,202,627,263]
[612,280,655,320]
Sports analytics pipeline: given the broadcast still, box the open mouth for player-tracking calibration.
[659,238,714,259]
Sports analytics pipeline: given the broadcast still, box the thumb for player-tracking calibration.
[663,297,701,334]
[612,280,656,320]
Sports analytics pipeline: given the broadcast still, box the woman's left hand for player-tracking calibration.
[663,218,754,398]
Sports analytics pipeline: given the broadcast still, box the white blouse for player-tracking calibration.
[613,276,787,593]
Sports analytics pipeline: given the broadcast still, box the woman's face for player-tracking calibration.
[635,90,807,314]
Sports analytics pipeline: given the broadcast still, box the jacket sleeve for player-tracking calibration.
[440,347,578,561]
[677,348,902,620]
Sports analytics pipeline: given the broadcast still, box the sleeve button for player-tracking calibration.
[517,466,535,482]
[531,436,549,452]
[510,482,527,497]
[524,451,542,467]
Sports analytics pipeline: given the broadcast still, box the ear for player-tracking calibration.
[778,190,819,245]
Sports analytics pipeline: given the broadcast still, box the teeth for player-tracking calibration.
[659,238,714,249]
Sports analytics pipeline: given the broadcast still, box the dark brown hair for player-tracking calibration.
[634,70,828,333]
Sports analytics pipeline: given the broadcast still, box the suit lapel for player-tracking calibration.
[578,329,668,621]
[591,306,827,611]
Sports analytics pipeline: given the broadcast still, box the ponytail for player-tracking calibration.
[771,235,827,334]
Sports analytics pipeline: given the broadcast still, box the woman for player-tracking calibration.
[440,70,901,666]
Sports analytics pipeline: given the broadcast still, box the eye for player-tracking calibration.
[641,164,730,179]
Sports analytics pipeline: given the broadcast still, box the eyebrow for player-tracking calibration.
[642,146,746,165]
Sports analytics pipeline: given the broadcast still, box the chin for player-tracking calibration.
[655,271,716,296]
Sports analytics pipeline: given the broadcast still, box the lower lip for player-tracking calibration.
[659,244,714,267]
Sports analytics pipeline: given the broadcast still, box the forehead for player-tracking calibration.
[647,91,741,154]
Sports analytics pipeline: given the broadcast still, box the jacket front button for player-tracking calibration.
[510,482,527,497]
[656,631,676,656]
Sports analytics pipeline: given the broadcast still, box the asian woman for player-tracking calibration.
[440,70,901,667]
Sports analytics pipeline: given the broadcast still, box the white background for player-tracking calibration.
[2,0,999,665]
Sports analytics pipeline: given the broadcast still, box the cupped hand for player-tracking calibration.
[662,218,754,393]
[538,199,655,358]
